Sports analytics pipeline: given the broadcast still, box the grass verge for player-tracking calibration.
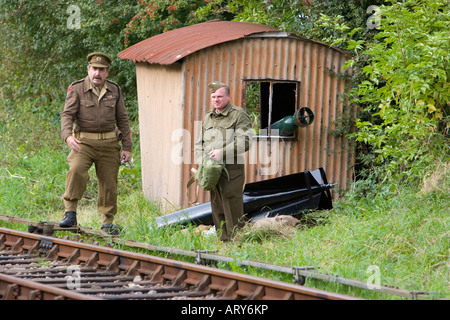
[0,105,448,300]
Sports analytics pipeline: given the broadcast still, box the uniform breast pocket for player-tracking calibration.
[203,125,216,142]
[102,100,117,121]
[217,122,236,144]
[103,100,116,108]
[80,100,96,121]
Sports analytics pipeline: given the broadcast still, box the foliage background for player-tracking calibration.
[1,0,448,183]
[0,0,448,300]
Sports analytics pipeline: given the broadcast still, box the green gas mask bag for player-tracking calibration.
[187,156,229,203]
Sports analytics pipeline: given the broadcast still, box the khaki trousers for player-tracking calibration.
[210,163,246,241]
[63,136,121,224]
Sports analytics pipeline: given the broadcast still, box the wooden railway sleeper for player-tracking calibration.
[17,271,120,281]
[0,258,41,266]
[37,275,136,285]
[0,254,38,261]
[73,283,189,296]
[99,290,211,300]
[1,266,98,276]
[1,244,278,300]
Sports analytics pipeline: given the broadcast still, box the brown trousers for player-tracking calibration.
[63,137,121,224]
[210,163,246,241]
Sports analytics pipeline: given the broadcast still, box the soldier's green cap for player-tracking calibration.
[87,52,112,68]
[208,81,228,93]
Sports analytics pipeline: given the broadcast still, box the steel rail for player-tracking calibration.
[0,213,436,299]
[110,239,436,299]
[0,227,358,300]
[0,273,101,300]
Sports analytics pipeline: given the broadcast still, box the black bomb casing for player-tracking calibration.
[155,168,334,228]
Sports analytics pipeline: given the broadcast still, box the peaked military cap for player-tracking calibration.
[208,81,228,93]
[87,52,112,68]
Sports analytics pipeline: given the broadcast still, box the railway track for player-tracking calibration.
[0,227,358,301]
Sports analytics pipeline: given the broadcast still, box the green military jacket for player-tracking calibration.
[61,76,132,151]
[195,102,253,165]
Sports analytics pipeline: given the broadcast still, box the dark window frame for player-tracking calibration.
[243,79,301,139]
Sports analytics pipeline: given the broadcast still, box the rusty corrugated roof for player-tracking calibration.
[117,20,279,65]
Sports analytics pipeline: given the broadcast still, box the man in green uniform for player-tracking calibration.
[60,52,132,235]
[195,81,253,241]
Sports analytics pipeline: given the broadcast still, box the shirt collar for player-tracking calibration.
[213,102,232,116]
[83,76,111,93]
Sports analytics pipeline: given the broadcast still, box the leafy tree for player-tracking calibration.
[124,0,211,48]
[192,0,450,182]
[192,0,381,47]
[0,0,217,120]
[2,0,447,185]
[340,0,450,181]
[0,0,137,116]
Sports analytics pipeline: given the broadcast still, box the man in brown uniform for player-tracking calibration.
[60,52,132,235]
[195,81,253,241]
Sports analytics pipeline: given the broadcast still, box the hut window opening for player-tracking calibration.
[244,80,299,138]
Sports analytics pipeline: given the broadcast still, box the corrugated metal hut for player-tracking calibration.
[118,20,354,209]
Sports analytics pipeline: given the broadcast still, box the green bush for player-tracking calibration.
[0,0,138,117]
[345,0,450,181]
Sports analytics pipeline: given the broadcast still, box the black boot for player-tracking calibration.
[101,223,123,236]
[59,211,77,227]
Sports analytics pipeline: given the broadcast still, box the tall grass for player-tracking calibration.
[0,100,448,300]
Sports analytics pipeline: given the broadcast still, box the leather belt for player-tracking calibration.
[79,131,116,140]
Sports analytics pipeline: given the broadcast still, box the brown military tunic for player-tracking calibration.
[61,76,132,150]
[195,102,253,241]
[61,76,132,224]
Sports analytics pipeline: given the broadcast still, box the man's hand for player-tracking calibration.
[121,150,131,162]
[66,135,81,152]
[208,149,222,162]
